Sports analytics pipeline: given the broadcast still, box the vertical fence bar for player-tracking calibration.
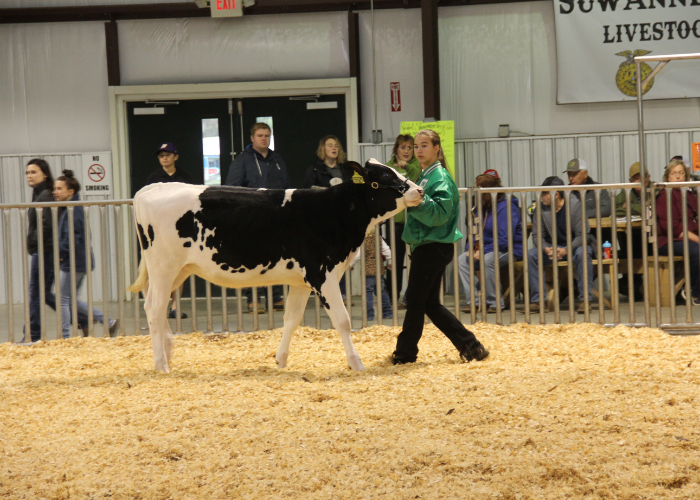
[476,190,486,323]
[594,191,605,324]
[375,225,383,326]
[506,193,516,324]
[389,217,398,325]
[624,190,636,324]
[190,275,198,332]
[221,287,229,333]
[175,288,182,334]
[68,207,79,337]
[665,188,676,323]
[115,205,125,336]
[237,288,243,332]
[206,281,213,333]
[4,210,15,343]
[51,207,62,340]
[130,205,140,334]
[520,192,531,324]
[85,206,94,337]
[453,242,461,323]
[36,210,47,341]
[610,191,620,325]
[466,188,477,324]
[315,293,321,329]
[563,192,575,323]
[650,190,662,325]
[578,191,588,323]
[491,192,502,325]
[252,286,260,331]
[360,241,368,328]
[680,188,692,324]
[100,206,110,337]
[550,189,560,324]
[535,192,545,323]
[267,285,274,330]
[20,209,31,342]
[640,171,651,327]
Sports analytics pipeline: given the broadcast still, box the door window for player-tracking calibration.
[202,118,221,186]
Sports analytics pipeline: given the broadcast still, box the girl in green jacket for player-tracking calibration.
[386,134,421,307]
[392,129,489,365]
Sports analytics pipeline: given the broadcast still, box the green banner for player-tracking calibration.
[399,121,455,178]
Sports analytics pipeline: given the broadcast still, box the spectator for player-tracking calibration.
[564,158,612,218]
[528,176,595,313]
[226,124,289,312]
[385,134,421,309]
[24,159,58,342]
[54,170,118,338]
[303,135,353,188]
[145,143,194,319]
[391,129,488,365]
[656,159,699,305]
[351,230,393,321]
[615,162,652,299]
[458,170,522,313]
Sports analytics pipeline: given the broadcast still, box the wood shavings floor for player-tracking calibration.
[0,323,698,499]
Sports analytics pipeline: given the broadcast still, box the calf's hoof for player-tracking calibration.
[348,355,364,371]
[276,353,288,369]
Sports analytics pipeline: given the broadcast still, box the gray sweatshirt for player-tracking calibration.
[530,195,595,250]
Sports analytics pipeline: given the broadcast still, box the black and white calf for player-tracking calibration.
[128,160,424,373]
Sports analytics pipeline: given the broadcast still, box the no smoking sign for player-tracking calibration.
[82,153,113,196]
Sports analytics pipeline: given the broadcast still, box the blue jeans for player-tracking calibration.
[659,241,700,298]
[528,245,595,304]
[27,252,56,342]
[458,251,512,308]
[366,276,393,320]
[60,270,110,339]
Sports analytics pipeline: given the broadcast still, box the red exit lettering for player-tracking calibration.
[217,0,235,9]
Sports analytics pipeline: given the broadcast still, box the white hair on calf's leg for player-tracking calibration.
[276,286,311,369]
[319,278,364,371]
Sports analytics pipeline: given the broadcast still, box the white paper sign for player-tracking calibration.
[553,0,700,103]
[82,153,113,196]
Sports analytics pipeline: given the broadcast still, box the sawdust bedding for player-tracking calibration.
[0,323,698,500]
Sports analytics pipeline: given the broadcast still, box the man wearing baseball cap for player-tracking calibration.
[528,176,595,313]
[145,142,194,319]
[564,158,611,218]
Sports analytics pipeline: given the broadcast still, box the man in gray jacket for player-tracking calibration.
[564,158,611,218]
[528,176,595,313]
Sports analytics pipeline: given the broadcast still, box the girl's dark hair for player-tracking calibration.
[26,158,54,186]
[390,134,414,162]
[475,174,505,209]
[414,129,448,170]
[56,169,81,194]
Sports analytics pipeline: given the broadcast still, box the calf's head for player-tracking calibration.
[343,159,424,210]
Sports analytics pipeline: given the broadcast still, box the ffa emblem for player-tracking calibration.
[567,160,576,169]
[615,50,654,97]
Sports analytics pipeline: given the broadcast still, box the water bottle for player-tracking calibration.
[603,241,612,259]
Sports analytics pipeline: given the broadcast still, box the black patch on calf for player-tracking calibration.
[183,242,191,247]
[137,223,149,250]
[173,165,405,295]
[148,224,155,244]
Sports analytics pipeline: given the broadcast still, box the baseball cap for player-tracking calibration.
[628,162,648,178]
[541,176,565,187]
[155,142,178,155]
[564,158,587,173]
[483,169,500,179]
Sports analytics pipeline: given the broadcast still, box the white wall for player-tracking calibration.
[0,22,111,155]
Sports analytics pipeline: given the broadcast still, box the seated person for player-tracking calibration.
[564,158,612,218]
[615,162,652,299]
[458,170,522,313]
[656,159,700,306]
[528,176,595,313]
[352,230,393,321]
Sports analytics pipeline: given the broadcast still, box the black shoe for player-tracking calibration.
[391,352,416,365]
[460,342,489,363]
[169,309,188,319]
[108,319,119,336]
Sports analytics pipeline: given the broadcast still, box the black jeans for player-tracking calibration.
[394,242,479,363]
[243,285,283,305]
[385,223,406,302]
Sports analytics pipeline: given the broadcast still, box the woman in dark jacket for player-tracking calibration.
[656,159,700,305]
[303,135,353,188]
[25,159,56,342]
[54,170,117,338]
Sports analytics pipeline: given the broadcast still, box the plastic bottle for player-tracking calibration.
[603,241,612,259]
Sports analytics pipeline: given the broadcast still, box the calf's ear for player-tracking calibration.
[342,161,366,181]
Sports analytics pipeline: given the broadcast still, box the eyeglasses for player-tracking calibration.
[158,153,174,158]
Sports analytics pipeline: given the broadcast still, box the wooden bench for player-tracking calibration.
[647,256,685,307]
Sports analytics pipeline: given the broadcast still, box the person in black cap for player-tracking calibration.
[528,176,595,313]
[145,142,194,318]
[225,122,289,313]
[146,143,194,185]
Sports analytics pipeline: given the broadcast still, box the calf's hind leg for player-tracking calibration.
[276,286,311,369]
[144,271,177,373]
[320,280,364,371]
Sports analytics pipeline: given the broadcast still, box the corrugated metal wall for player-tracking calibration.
[0,153,119,304]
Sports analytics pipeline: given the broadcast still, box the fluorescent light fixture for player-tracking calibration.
[134,107,165,115]
[306,101,338,110]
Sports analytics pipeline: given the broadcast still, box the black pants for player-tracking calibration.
[394,242,479,363]
[385,223,406,302]
[243,285,283,305]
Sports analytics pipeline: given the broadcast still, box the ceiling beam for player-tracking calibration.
[0,0,529,24]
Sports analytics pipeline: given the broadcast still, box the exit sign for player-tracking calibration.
[211,0,242,17]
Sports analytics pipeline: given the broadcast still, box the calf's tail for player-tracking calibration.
[127,259,149,293]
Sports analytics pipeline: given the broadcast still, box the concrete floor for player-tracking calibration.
[2,292,698,344]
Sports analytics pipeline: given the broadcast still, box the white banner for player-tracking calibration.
[554,0,700,103]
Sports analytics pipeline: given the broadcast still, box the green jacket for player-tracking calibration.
[386,157,421,224]
[402,161,463,251]
[614,188,651,217]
